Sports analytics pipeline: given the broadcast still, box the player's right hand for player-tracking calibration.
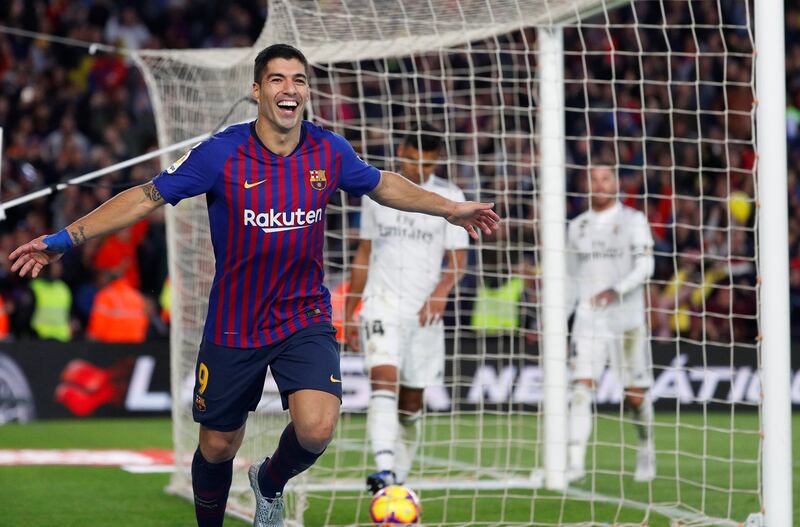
[445,201,501,240]
[9,235,63,278]
[590,288,618,309]
[345,320,360,352]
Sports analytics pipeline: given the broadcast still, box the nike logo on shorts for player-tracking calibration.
[330,375,342,383]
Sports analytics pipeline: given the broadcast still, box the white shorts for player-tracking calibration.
[571,319,652,388]
[359,314,445,389]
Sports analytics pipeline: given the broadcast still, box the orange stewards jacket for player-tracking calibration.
[87,278,148,343]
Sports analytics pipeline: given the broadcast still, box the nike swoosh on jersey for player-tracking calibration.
[330,375,342,383]
[244,179,268,189]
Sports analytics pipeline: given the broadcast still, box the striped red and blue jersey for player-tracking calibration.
[153,120,381,348]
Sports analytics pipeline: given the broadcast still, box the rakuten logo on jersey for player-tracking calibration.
[243,208,324,233]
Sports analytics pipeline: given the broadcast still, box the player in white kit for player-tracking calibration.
[566,165,656,483]
[345,124,469,492]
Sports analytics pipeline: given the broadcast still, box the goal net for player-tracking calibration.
[134,0,763,524]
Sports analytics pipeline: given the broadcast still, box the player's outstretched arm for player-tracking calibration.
[368,171,500,240]
[9,181,165,278]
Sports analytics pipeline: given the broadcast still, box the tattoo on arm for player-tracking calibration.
[142,182,163,202]
[69,225,88,245]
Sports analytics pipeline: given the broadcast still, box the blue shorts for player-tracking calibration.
[192,323,341,432]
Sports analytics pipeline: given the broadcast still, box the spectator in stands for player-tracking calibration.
[29,260,71,342]
[469,227,526,333]
[44,113,89,163]
[653,250,700,339]
[104,7,152,50]
[159,277,170,324]
[89,219,149,289]
[86,270,148,343]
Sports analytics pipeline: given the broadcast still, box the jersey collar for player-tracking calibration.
[589,200,621,219]
[250,120,308,158]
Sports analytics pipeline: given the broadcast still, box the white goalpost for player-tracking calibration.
[754,0,793,524]
[537,24,569,493]
[124,0,793,525]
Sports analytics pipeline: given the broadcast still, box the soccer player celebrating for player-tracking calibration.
[9,44,499,527]
[344,123,468,492]
[565,165,656,483]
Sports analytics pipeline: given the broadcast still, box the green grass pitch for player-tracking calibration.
[1,414,798,526]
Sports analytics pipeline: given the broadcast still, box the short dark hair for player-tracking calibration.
[253,44,309,82]
[402,122,442,153]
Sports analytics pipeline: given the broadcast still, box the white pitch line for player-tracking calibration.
[564,487,740,527]
[296,477,542,492]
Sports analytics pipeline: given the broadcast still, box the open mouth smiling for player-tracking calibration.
[277,99,299,116]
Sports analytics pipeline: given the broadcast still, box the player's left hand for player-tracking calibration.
[418,294,447,326]
[590,289,618,309]
[446,202,500,240]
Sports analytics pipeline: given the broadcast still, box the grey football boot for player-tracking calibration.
[249,460,285,527]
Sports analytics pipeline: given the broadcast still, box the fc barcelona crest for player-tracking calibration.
[309,169,327,191]
[194,394,206,412]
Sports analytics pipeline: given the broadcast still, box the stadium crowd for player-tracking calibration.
[0,0,794,344]
[0,0,265,341]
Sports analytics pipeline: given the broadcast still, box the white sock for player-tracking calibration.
[395,410,422,484]
[568,383,594,471]
[368,389,399,472]
[629,395,653,446]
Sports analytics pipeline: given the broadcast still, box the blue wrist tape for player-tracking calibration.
[42,230,74,253]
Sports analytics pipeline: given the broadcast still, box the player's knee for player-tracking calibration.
[625,390,645,409]
[573,389,589,404]
[199,433,241,462]
[370,365,398,392]
[573,381,594,400]
[296,415,337,453]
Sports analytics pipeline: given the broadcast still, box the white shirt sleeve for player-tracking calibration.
[613,211,655,296]
[359,195,378,240]
[444,187,470,250]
